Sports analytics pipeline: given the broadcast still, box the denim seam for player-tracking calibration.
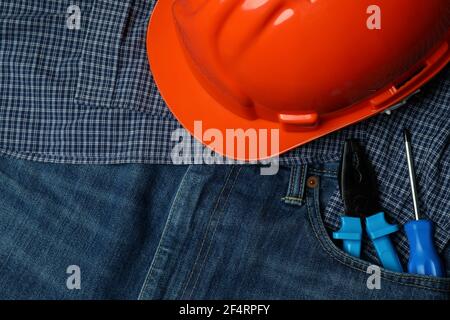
[308,170,337,179]
[299,164,307,200]
[137,165,194,300]
[288,166,296,197]
[179,167,234,298]
[282,165,307,205]
[309,169,338,175]
[186,167,243,299]
[315,186,450,288]
[306,186,450,292]
[178,166,239,299]
[282,196,304,205]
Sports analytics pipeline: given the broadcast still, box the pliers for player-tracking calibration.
[333,140,403,273]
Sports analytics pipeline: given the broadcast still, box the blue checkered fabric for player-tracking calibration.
[323,68,450,264]
[0,1,449,262]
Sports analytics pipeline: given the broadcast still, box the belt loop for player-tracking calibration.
[283,164,308,206]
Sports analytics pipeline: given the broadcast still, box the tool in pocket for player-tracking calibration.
[403,129,445,277]
[333,140,403,273]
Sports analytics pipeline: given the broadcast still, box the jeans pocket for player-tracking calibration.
[306,177,450,294]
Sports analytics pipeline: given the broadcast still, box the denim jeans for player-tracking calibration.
[0,156,448,299]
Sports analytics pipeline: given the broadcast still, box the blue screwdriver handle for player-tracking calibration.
[405,220,445,277]
[366,212,403,273]
[333,217,362,258]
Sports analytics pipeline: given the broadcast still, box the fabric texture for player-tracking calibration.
[323,68,450,265]
[0,1,449,264]
[0,0,365,164]
[0,156,448,300]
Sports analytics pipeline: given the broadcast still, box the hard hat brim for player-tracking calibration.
[147,0,450,162]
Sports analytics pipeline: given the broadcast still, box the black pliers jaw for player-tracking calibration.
[339,140,380,219]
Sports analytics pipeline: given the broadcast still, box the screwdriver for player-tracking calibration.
[403,129,445,277]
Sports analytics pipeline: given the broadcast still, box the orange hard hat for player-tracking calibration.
[147,0,450,161]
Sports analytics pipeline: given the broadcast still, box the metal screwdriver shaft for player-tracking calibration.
[404,130,420,221]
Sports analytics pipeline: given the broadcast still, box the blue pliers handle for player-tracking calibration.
[333,212,403,273]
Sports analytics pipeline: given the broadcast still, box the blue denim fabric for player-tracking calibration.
[0,156,448,299]
[0,156,185,299]
[1,0,449,267]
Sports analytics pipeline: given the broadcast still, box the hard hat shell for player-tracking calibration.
[147,0,450,161]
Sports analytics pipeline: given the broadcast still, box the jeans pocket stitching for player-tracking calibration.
[138,164,195,300]
[306,186,450,292]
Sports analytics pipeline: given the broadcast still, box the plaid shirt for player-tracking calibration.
[1,0,449,263]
